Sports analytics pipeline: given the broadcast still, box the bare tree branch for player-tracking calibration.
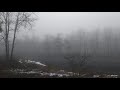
[0,12,37,60]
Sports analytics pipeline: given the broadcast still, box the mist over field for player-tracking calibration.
[1,12,120,78]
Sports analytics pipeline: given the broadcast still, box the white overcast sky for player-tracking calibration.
[19,12,120,39]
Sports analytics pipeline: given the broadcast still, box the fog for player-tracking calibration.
[15,12,120,73]
[1,12,120,77]
[18,12,120,40]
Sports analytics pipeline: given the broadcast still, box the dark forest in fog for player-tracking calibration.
[1,27,120,72]
[7,27,120,57]
[1,12,120,78]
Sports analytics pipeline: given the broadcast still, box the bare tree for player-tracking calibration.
[0,12,37,60]
[64,53,90,72]
[54,34,64,54]
[0,12,11,60]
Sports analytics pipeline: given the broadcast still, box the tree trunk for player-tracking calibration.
[5,13,9,60]
[7,13,10,60]
[10,30,16,60]
[10,14,19,60]
[5,38,8,60]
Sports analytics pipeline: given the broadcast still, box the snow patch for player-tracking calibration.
[19,59,46,66]
[106,75,118,78]
[25,60,46,66]
[58,74,63,77]
[93,75,100,78]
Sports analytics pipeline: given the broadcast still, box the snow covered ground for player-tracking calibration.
[10,68,120,78]
[8,59,120,78]
[10,69,74,77]
[18,59,46,66]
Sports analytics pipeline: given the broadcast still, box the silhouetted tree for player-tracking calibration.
[64,53,90,72]
[0,12,37,60]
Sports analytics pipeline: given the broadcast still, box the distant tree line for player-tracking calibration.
[7,27,120,58]
[37,28,120,57]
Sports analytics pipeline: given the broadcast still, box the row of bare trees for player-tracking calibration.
[0,12,36,60]
[36,28,120,57]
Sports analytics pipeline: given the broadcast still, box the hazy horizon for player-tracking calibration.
[1,12,120,78]
[18,12,120,40]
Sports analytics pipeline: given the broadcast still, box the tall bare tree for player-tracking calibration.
[0,12,37,60]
